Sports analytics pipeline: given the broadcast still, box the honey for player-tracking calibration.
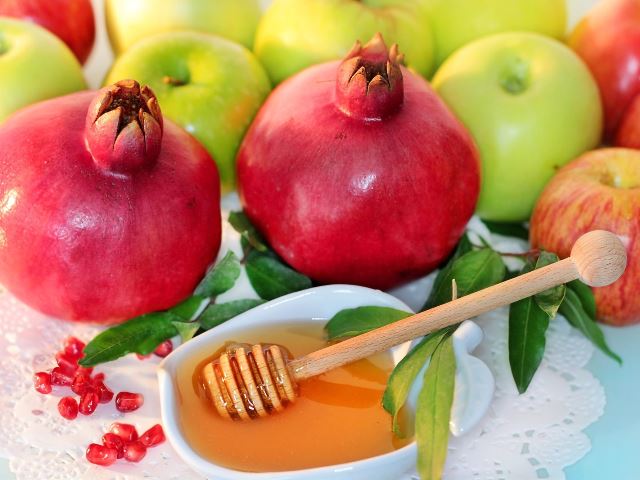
[176,321,412,472]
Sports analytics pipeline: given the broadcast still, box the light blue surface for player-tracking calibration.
[564,324,640,480]
[1,325,638,479]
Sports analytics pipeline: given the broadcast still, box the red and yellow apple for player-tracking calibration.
[569,0,640,141]
[530,148,640,326]
[0,0,95,64]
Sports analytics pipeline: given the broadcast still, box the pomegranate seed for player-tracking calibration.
[115,392,144,413]
[63,336,85,359]
[71,373,93,395]
[76,365,94,376]
[136,353,151,360]
[56,352,78,376]
[153,340,173,358]
[57,396,78,420]
[123,441,147,463]
[33,371,52,394]
[78,391,99,415]
[86,443,117,466]
[55,352,79,375]
[51,366,74,386]
[90,372,105,385]
[95,381,114,404]
[109,422,138,442]
[101,432,124,459]
[139,424,165,447]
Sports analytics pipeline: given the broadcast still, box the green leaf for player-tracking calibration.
[424,236,473,311]
[508,261,550,394]
[560,288,622,364]
[427,236,473,308]
[567,279,597,320]
[199,299,266,330]
[483,220,529,240]
[228,211,268,252]
[172,321,200,342]
[424,248,506,310]
[245,250,312,300]
[533,252,566,318]
[382,328,451,437]
[194,251,241,298]
[169,295,208,321]
[79,312,181,366]
[325,306,411,341]
[416,335,456,480]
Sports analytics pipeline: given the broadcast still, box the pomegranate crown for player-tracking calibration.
[335,33,405,120]
[85,79,163,174]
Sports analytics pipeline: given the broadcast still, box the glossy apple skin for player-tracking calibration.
[0,91,221,324]
[0,18,86,123]
[616,94,640,148]
[425,0,566,68]
[0,0,94,63]
[569,0,640,140]
[238,62,480,290]
[254,0,434,84]
[530,148,640,326]
[433,32,602,222]
[105,0,261,54]
[105,32,271,190]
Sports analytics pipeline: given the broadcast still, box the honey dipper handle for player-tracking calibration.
[289,230,627,381]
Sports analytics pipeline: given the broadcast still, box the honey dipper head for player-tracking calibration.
[571,230,627,287]
[202,343,298,420]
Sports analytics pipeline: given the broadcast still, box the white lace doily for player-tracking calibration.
[0,212,604,480]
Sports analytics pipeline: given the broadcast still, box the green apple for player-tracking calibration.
[425,0,566,68]
[432,32,602,222]
[254,0,434,84]
[105,0,261,54]
[0,17,85,123]
[105,32,271,190]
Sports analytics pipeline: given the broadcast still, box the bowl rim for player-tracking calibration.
[157,284,418,479]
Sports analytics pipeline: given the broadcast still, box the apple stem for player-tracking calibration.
[163,75,186,87]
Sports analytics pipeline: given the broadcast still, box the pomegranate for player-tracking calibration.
[101,433,125,459]
[153,340,173,358]
[58,397,78,420]
[115,392,144,412]
[86,443,118,466]
[237,34,479,289]
[71,373,92,395]
[123,441,147,463]
[51,367,74,386]
[0,79,221,323]
[55,352,79,375]
[95,381,114,403]
[63,336,85,359]
[139,424,165,447]
[33,372,52,394]
[79,391,99,415]
[109,422,138,442]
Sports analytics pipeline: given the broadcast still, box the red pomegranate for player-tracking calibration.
[0,80,221,323]
[237,34,480,289]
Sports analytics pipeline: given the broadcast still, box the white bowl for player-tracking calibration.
[158,285,418,480]
[157,284,494,479]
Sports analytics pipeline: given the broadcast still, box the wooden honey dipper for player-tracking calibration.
[202,230,627,420]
